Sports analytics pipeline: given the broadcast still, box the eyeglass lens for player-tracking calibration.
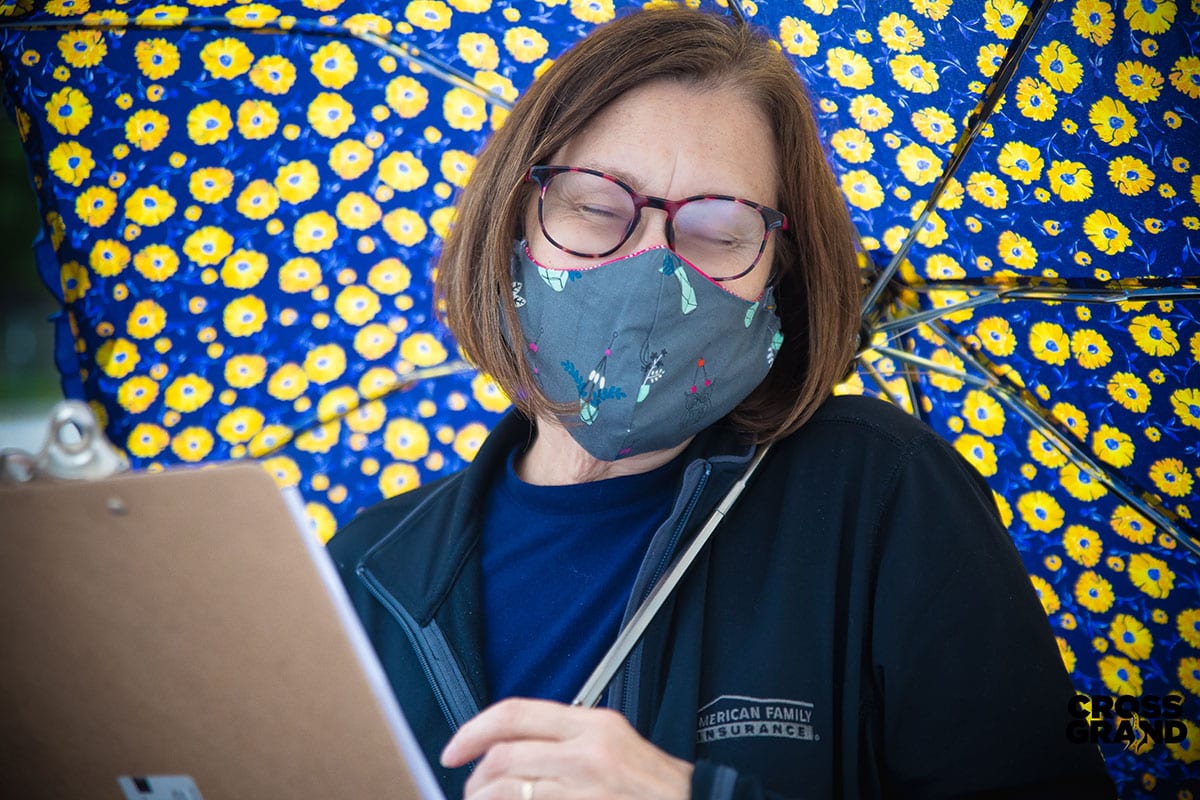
[539,170,769,279]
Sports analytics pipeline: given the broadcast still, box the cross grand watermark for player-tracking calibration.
[1066,694,1187,749]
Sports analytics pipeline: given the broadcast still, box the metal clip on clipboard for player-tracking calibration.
[1,400,128,484]
[0,401,444,800]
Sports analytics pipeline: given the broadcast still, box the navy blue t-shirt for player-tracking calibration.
[479,448,684,704]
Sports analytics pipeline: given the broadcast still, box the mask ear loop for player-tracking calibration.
[757,253,782,297]
[765,266,781,291]
[764,221,799,294]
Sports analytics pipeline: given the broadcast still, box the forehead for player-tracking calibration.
[549,79,779,204]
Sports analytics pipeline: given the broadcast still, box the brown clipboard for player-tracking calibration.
[0,460,441,800]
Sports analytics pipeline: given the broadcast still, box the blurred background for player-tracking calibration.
[1,110,62,453]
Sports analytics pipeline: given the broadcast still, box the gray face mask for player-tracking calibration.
[511,242,783,461]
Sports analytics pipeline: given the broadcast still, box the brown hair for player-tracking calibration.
[436,7,860,443]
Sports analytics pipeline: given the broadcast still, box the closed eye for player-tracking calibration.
[574,203,625,219]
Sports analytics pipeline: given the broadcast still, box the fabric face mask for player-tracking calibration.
[511,242,784,461]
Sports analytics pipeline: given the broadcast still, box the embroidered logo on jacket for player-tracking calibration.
[696,695,820,744]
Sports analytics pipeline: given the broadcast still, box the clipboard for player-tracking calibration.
[0,403,445,800]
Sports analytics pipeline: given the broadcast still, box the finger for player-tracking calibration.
[466,739,584,790]
[443,698,580,766]
[441,699,602,767]
[464,776,563,800]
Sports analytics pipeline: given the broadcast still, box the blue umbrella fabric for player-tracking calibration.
[2,0,1199,796]
[746,1,1200,794]
[0,0,519,534]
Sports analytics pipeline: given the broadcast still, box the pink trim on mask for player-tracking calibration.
[520,243,768,303]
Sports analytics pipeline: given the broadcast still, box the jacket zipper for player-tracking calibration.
[358,566,478,734]
[620,462,711,719]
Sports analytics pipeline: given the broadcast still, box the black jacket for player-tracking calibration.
[329,394,1116,799]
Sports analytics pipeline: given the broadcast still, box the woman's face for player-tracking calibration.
[524,79,781,301]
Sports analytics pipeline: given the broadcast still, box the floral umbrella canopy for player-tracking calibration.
[2,0,1199,795]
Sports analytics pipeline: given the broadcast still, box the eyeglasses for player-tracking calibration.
[526,166,788,281]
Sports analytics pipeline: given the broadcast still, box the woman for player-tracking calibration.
[329,8,1115,799]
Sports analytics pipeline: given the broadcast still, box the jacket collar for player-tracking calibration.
[357,411,532,625]
[357,410,757,626]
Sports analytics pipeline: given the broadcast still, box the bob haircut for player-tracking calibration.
[437,7,861,443]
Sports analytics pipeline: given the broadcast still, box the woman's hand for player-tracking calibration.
[440,698,693,800]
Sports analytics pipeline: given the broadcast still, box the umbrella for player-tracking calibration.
[0,0,519,545]
[1,0,1198,795]
[745,2,1200,795]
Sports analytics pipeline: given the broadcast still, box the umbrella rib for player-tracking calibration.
[360,30,513,110]
[875,293,1000,337]
[868,305,938,415]
[387,359,479,389]
[244,360,479,461]
[876,277,1200,337]
[870,345,992,389]
[724,0,747,26]
[894,327,924,418]
[859,0,1057,317]
[0,16,514,110]
[856,233,885,281]
[874,339,1200,557]
[857,353,914,410]
[902,281,1200,303]
[914,324,1200,558]
[984,388,1200,560]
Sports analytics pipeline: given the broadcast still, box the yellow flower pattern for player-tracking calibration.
[756,1,1199,793]
[1,2,1197,795]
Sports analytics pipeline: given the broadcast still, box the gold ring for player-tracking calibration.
[521,779,535,800]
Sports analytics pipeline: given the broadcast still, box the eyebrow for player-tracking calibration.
[580,162,644,192]
[573,161,774,206]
